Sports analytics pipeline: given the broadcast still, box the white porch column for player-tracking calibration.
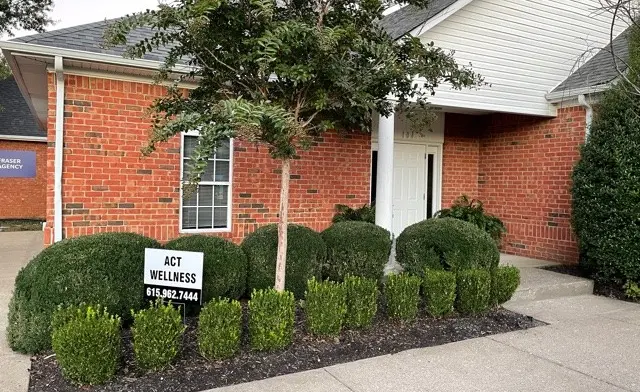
[375,110,395,234]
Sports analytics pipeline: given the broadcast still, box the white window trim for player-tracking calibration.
[179,131,234,233]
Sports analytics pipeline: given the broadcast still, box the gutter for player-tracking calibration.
[546,84,611,103]
[578,94,593,141]
[0,40,194,74]
[0,135,47,142]
[54,56,64,243]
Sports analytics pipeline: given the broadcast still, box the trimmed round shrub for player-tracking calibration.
[7,232,160,354]
[456,269,491,314]
[491,266,520,305]
[165,235,247,301]
[322,221,391,282]
[242,224,325,299]
[396,218,499,276]
[572,82,640,285]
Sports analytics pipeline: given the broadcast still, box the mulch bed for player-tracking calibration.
[542,265,639,304]
[28,308,543,392]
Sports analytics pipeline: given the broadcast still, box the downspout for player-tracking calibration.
[54,56,64,242]
[578,94,593,141]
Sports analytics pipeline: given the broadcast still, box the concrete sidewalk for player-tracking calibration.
[0,232,43,392]
[207,296,640,392]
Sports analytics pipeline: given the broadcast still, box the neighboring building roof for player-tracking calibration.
[11,19,173,63]
[378,0,459,40]
[551,26,631,94]
[0,77,44,138]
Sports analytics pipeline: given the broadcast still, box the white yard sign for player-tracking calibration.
[144,248,204,304]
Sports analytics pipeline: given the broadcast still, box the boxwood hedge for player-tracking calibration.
[396,218,499,276]
[322,221,391,281]
[7,232,159,354]
[242,224,325,299]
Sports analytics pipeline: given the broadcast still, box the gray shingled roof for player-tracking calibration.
[552,27,631,93]
[10,1,461,60]
[378,0,459,40]
[11,19,173,63]
[0,77,44,138]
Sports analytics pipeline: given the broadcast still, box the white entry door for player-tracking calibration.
[392,144,427,237]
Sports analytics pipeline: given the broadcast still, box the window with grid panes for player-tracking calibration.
[180,134,232,231]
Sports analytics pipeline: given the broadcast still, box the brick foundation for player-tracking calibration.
[0,140,46,220]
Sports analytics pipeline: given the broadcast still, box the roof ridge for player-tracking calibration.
[10,17,123,44]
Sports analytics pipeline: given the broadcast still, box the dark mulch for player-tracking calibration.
[29,308,543,392]
[542,265,639,304]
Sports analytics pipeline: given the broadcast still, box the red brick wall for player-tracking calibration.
[478,107,585,263]
[442,108,584,263]
[0,140,46,220]
[442,113,480,205]
[44,74,371,245]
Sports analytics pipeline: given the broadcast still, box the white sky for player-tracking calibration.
[7,0,160,39]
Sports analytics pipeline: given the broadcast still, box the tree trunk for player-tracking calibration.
[274,158,291,292]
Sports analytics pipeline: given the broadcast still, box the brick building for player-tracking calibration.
[0,0,629,262]
[0,77,47,221]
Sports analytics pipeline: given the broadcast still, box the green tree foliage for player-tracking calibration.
[0,0,52,36]
[104,0,482,292]
[572,27,640,286]
[0,56,11,80]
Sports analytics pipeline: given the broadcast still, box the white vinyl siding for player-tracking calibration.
[180,134,233,232]
[415,0,628,116]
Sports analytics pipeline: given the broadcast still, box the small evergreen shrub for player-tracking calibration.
[242,224,326,299]
[491,266,520,305]
[304,278,347,336]
[396,218,499,277]
[7,232,159,354]
[624,281,640,300]
[422,269,456,317]
[51,305,121,385]
[198,298,242,360]
[131,299,186,371]
[435,195,506,242]
[164,235,247,301]
[332,204,376,224]
[344,275,378,329]
[248,289,295,351]
[384,274,421,321]
[321,221,391,282]
[456,269,491,314]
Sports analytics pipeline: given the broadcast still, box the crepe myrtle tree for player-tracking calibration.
[0,0,53,36]
[104,0,483,292]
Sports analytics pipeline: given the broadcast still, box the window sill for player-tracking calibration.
[179,227,232,234]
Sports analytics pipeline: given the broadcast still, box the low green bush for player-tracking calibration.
[384,274,421,321]
[164,235,247,301]
[242,224,325,299]
[131,299,185,371]
[7,232,159,354]
[435,195,506,242]
[396,218,499,277]
[344,275,378,329]
[248,289,295,351]
[198,298,242,360]
[491,266,520,305]
[332,204,375,224]
[422,269,456,317]
[51,305,121,385]
[304,278,347,336]
[321,221,391,282]
[456,269,491,314]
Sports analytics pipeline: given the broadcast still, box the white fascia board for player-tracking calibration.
[0,40,195,74]
[545,84,612,103]
[0,135,47,142]
[409,0,475,37]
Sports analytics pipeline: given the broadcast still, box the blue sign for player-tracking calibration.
[0,150,36,178]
